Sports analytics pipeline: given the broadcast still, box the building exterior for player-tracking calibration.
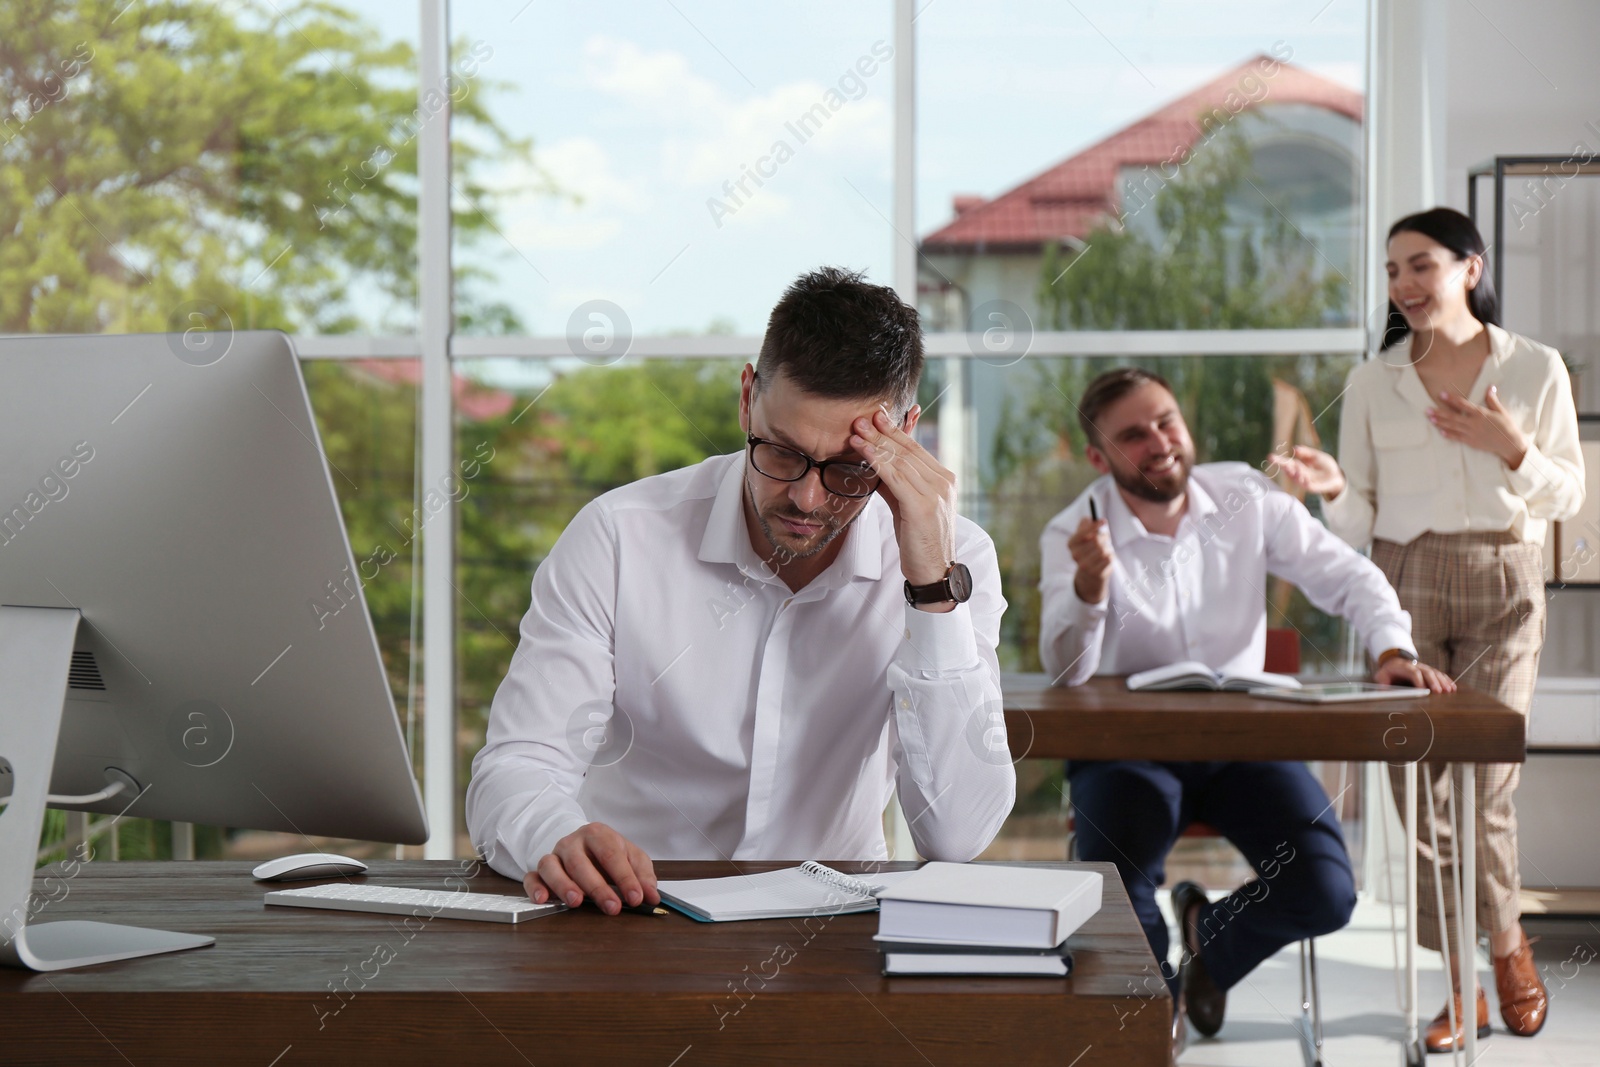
[917,54,1363,334]
[916,56,1363,496]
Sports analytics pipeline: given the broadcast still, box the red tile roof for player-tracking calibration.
[920,56,1362,254]
[354,359,516,422]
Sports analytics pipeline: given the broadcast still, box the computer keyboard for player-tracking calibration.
[263,882,568,923]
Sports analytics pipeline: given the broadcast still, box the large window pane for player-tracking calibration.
[1,1,432,335]
[13,1,432,863]
[916,0,1366,335]
[451,357,744,849]
[449,1,894,336]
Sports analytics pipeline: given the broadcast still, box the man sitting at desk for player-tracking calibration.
[1039,367,1452,1039]
[468,267,1014,914]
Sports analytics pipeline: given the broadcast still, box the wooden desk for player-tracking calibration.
[1003,673,1525,1066]
[2,860,1171,1066]
[1002,674,1526,763]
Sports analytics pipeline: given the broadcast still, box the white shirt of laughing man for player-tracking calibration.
[1039,462,1420,685]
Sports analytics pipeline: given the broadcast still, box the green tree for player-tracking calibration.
[546,361,746,487]
[1035,131,1346,334]
[302,363,422,700]
[0,0,538,334]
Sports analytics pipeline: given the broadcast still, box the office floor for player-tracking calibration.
[1168,892,1600,1067]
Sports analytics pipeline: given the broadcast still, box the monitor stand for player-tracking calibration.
[0,605,214,971]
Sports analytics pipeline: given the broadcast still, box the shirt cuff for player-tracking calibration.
[1063,586,1110,629]
[896,601,980,674]
[1505,442,1554,498]
[494,807,588,881]
[1321,485,1359,525]
[1365,624,1417,664]
[1317,485,1375,550]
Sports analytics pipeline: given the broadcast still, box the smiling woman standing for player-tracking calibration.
[1276,207,1584,1054]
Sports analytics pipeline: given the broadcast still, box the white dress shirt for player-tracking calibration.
[467,451,1015,881]
[1324,324,1584,550]
[1039,463,1416,686]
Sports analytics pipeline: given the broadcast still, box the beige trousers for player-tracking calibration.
[1373,530,1544,956]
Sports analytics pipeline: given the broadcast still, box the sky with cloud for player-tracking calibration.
[362,0,1365,337]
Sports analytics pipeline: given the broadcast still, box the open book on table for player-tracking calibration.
[1126,660,1300,692]
[657,861,918,922]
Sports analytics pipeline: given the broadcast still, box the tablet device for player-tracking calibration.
[1252,683,1431,703]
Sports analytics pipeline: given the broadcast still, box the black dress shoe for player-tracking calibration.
[1171,880,1226,1037]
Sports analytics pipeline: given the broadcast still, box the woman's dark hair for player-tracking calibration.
[754,267,923,414]
[1382,207,1500,350]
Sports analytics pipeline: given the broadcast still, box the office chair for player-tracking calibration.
[1063,628,1326,1065]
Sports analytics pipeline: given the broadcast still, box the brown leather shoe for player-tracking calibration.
[1171,881,1226,1037]
[1494,932,1549,1037]
[1424,987,1490,1054]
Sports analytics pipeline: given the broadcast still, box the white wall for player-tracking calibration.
[1443,0,1600,394]
[1442,0,1600,208]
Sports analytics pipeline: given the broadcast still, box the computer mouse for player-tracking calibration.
[252,852,369,882]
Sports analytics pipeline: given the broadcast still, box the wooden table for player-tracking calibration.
[1002,674,1526,1066]
[1001,674,1526,763]
[2,860,1172,1066]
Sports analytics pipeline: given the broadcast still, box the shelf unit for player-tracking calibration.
[1469,156,1600,915]
[1467,154,1600,300]
[1469,159,1600,588]
[1537,411,1600,589]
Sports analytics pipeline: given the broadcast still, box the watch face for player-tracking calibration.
[948,562,973,603]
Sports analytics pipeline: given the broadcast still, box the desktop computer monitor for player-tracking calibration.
[0,331,428,970]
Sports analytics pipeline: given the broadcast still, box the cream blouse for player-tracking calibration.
[1324,323,1584,550]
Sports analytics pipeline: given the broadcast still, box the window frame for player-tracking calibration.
[285,0,1374,857]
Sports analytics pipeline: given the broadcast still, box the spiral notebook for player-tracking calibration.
[657,862,918,922]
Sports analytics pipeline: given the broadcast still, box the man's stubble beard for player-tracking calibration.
[1109,449,1193,504]
[746,476,859,561]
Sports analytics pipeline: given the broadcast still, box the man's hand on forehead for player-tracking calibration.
[752,402,876,464]
[849,406,957,592]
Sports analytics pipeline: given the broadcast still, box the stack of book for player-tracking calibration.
[873,863,1102,977]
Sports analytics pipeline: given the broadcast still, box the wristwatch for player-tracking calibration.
[1377,647,1418,666]
[904,562,973,607]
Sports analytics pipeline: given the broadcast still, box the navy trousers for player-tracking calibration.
[1068,760,1356,993]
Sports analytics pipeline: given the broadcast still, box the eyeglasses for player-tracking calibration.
[746,433,879,498]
